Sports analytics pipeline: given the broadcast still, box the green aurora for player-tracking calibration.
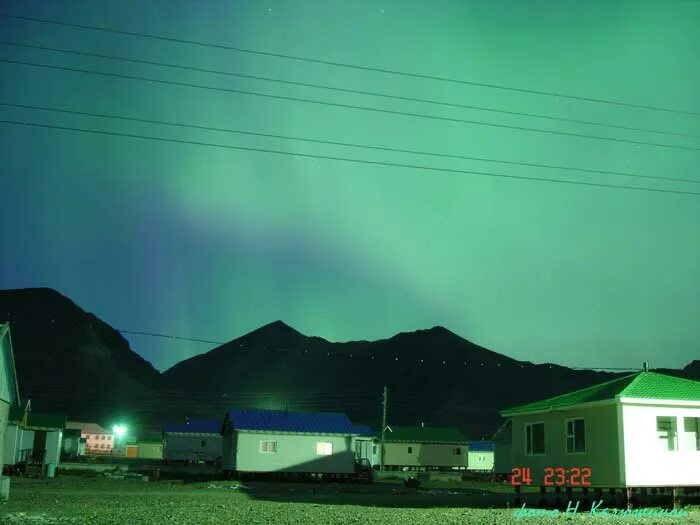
[0,0,698,371]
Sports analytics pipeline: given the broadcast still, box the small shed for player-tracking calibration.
[466,440,495,471]
[500,371,700,488]
[163,419,222,463]
[381,425,469,470]
[351,425,377,466]
[3,406,65,473]
[222,408,361,475]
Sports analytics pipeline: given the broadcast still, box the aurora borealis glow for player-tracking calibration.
[1,0,698,372]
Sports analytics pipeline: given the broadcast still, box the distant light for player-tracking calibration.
[113,424,127,439]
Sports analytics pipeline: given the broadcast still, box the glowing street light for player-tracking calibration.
[113,424,127,440]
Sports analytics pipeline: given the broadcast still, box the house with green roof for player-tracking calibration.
[4,404,66,477]
[381,424,468,470]
[499,371,700,488]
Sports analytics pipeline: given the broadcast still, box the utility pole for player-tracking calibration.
[380,385,387,471]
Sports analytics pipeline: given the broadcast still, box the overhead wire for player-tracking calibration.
[3,58,700,152]
[1,12,698,117]
[3,119,700,196]
[1,40,698,140]
[3,102,698,186]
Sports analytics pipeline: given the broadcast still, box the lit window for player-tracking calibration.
[259,440,277,453]
[683,418,700,451]
[316,442,332,456]
[407,446,413,454]
[525,423,545,455]
[566,419,586,453]
[657,416,678,451]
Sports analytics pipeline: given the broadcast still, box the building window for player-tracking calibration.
[566,418,586,453]
[525,422,545,455]
[101,435,105,440]
[201,440,207,448]
[316,442,333,456]
[407,446,413,454]
[454,448,461,455]
[372,445,377,454]
[682,417,699,451]
[657,416,678,451]
[259,440,277,453]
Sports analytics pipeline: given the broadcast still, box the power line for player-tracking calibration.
[4,102,698,186]
[3,119,700,196]
[117,329,222,345]
[2,58,700,152]
[1,12,698,117]
[1,40,698,140]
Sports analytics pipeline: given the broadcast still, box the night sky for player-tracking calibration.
[1,0,698,372]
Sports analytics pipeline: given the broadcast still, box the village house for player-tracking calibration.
[499,371,700,489]
[381,424,469,471]
[221,408,362,477]
[0,323,20,498]
[3,406,65,477]
[66,422,114,454]
[163,419,222,464]
[466,440,495,472]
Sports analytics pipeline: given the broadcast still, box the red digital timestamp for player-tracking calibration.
[511,467,592,486]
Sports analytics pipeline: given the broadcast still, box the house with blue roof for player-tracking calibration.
[163,418,222,464]
[221,408,364,476]
[466,440,495,472]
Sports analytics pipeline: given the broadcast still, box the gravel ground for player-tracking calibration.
[0,477,697,525]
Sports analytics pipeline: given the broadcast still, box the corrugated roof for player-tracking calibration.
[468,440,495,452]
[164,419,221,434]
[66,421,109,435]
[383,425,468,444]
[227,408,359,435]
[8,406,66,429]
[501,372,700,415]
[353,425,375,438]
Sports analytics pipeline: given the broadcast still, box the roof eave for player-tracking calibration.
[618,397,700,406]
[500,398,618,417]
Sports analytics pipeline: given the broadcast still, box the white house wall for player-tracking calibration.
[234,432,355,474]
[45,430,62,465]
[510,403,623,487]
[467,451,494,471]
[621,402,700,487]
[164,434,222,462]
[2,422,19,465]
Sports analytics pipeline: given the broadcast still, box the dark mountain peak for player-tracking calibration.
[245,320,304,340]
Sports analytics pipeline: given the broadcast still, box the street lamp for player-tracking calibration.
[113,424,127,440]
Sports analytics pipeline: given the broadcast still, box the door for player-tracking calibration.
[32,430,47,464]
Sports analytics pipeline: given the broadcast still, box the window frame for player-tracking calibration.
[656,416,678,452]
[316,441,333,456]
[525,421,546,456]
[565,418,586,454]
[259,440,278,454]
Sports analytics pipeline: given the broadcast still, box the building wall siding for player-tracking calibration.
[383,442,466,467]
[622,402,700,486]
[510,403,623,487]
[233,432,355,473]
[164,434,222,462]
